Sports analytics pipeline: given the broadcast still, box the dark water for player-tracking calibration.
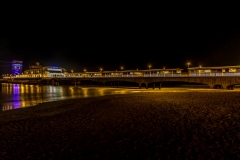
[0,83,239,111]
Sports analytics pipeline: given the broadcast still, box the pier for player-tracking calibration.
[1,73,240,89]
[2,65,240,89]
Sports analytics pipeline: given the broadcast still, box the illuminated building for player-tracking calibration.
[188,65,240,76]
[12,60,23,76]
[24,62,67,77]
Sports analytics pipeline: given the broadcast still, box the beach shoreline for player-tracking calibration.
[0,91,240,159]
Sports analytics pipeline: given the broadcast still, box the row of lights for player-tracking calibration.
[187,62,202,68]
[71,63,202,73]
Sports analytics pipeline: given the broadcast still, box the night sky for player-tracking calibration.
[0,5,239,74]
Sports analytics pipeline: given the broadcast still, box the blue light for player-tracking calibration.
[12,63,23,75]
[50,66,59,69]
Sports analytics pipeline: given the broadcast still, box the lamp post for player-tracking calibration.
[187,62,190,76]
[148,65,151,70]
[198,65,202,76]
[148,65,151,77]
[70,70,74,77]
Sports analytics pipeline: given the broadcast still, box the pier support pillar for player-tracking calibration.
[159,83,162,89]
[51,80,55,85]
[146,83,148,89]
[139,83,141,89]
[153,83,155,89]
[209,85,214,89]
[226,85,234,90]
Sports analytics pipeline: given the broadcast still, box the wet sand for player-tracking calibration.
[0,90,240,159]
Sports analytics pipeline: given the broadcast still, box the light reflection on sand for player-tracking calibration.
[1,83,240,111]
[0,84,144,111]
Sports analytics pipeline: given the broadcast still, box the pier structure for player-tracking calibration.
[2,65,240,89]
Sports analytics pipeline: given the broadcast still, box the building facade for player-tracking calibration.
[12,60,23,76]
[22,62,67,77]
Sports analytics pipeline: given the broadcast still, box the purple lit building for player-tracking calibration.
[12,60,23,76]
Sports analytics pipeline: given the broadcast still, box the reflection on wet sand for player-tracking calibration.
[0,83,138,111]
[1,83,240,111]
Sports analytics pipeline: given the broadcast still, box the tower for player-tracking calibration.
[12,60,23,76]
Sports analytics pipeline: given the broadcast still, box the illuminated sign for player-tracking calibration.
[204,70,211,72]
[176,70,181,73]
[229,68,236,72]
[49,66,59,69]
[47,68,62,72]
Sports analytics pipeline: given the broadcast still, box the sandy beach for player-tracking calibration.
[0,90,240,159]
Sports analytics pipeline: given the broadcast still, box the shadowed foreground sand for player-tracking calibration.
[0,91,240,159]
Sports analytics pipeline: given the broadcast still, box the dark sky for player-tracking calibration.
[0,5,239,74]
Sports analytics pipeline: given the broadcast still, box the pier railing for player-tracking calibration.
[3,72,240,79]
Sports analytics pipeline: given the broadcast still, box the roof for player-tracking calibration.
[102,68,183,73]
[188,65,240,70]
[72,72,101,74]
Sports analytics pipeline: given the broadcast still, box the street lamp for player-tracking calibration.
[100,68,103,72]
[148,65,151,70]
[120,66,124,70]
[187,62,190,68]
[84,69,86,72]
